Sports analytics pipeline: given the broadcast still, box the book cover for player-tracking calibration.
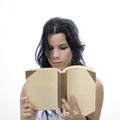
[25,65,96,116]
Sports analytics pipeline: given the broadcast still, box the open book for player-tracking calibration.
[25,65,96,116]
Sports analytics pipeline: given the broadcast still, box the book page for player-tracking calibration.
[66,67,96,116]
[63,65,94,73]
[26,68,59,110]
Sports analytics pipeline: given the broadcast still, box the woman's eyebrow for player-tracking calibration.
[59,43,69,46]
[48,43,68,47]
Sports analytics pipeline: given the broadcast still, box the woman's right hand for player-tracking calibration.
[20,96,38,120]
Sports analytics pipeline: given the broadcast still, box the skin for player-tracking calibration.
[47,33,73,70]
[20,33,104,120]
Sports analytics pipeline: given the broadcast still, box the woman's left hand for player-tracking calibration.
[58,96,86,120]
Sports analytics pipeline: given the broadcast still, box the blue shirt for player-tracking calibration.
[36,110,63,120]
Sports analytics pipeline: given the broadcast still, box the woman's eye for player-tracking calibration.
[60,46,69,50]
[48,46,53,50]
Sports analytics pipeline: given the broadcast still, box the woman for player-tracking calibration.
[20,17,104,120]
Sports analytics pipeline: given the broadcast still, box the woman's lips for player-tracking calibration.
[52,62,62,66]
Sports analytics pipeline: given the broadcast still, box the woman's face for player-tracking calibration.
[47,33,73,70]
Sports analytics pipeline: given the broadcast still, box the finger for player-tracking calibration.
[58,108,62,116]
[20,96,28,104]
[68,96,74,110]
[61,99,75,118]
[22,107,35,114]
[62,104,67,116]
[60,104,69,117]
[70,96,79,110]
[22,110,34,117]
[21,104,37,118]
[22,102,37,111]
[61,98,70,111]
[70,96,83,115]
[58,105,65,118]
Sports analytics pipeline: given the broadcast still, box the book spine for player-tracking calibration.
[26,70,36,78]
[58,72,67,108]
[87,70,96,82]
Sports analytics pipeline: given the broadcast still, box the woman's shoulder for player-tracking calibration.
[96,78,104,91]
[96,78,104,100]
[95,78,104,120]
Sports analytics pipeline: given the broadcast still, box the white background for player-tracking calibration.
[0,0,120,119]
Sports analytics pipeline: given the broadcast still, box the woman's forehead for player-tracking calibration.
[48,33,67,43]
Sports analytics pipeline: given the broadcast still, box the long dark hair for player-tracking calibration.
[35,17,86,67]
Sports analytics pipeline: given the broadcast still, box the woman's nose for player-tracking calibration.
[52,49,60,58]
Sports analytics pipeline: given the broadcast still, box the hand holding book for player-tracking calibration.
[58,96,86,120]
